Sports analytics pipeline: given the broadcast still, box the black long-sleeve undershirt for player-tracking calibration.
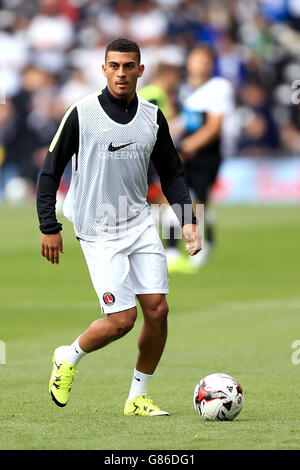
[36,86,196,234]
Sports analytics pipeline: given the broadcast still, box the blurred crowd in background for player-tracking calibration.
[1,0,300,201]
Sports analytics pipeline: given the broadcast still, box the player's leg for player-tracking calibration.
[135,293,168,375]
[49,237,137,407]
[124,294,170,416]
[130,227,169,375]
[124,226,170,415]
[78,307,137,352]
[49,307,137,407]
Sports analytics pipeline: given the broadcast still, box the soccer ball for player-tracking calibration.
[193,373,244,421]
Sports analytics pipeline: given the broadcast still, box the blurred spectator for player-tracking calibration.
[26,0,75,74]
[236,81,280,156]
[0,13,29,97]
[97,0,134,42]
[259,0,288,22]
[275,83,300,155]
[0,98,20,198]
[166,0,201,48]
[280,103,300,154]
[215,31,246,88]
[0,65,62,198]
[58,67,94,107]
[287,0,300,30]
[128,0,168,46]
[239,12,273,59]
[69,40,108,92]
[194,1,232,46]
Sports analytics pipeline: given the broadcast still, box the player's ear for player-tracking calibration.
[138,64,145,78]
[102,63,107,77]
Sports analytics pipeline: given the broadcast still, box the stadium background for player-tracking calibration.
[1,0,300,202]
[1,0,300,451]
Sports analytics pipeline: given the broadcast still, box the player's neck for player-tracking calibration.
[107,84,136,106]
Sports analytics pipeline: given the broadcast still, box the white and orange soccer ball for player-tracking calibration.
[193,373,244,421]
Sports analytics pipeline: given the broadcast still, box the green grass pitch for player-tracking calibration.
[0,203,299,450]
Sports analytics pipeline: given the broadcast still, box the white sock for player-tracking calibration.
[59,336,87,366]
[127,368,153,402]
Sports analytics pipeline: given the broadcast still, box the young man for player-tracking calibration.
[168,45,234,271]
[37,38,201,416]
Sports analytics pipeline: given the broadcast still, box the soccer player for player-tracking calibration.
[168,44,234,271]
[36,38,201,416]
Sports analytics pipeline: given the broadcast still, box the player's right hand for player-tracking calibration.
[41,233,64,264]
[182,224,202,256]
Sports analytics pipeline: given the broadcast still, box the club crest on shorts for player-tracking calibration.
[103,292,115,305]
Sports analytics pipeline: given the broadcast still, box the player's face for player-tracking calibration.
[102,51,144,102]
[187,50,213,80]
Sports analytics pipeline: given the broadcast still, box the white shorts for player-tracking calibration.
[80,224,169,314]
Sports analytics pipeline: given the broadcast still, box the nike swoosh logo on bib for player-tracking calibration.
[108,142,135,152]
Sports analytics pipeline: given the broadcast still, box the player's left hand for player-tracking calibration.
[182,224,202,256]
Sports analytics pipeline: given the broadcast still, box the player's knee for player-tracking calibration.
[116,319,135,337]
[112,310,137,337]
[158,302,169,323]
[145,300,169,324]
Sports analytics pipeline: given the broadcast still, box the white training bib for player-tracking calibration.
[63,92,159,239]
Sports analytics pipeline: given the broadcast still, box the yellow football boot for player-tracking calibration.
[49,347,76,407]
[124,395,169,416]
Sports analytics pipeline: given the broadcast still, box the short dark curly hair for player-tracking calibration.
[105,38,141,64]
